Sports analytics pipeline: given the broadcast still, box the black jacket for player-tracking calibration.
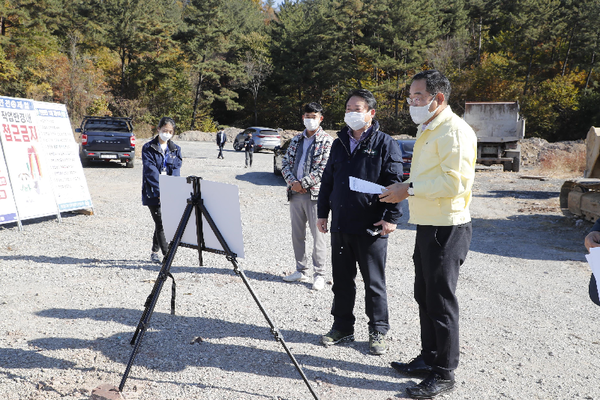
[244,137,255,152]
[317,121,403,235]
[141,137,182,206]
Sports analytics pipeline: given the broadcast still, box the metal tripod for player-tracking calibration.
[119,176,320,400]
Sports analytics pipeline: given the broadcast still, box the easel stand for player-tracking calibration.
[119,176,320,400]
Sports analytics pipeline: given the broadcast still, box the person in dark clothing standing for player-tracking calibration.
[216,127,226,159]
[141,117,183,264]
[317,89,403,355]
[244,132,255,168]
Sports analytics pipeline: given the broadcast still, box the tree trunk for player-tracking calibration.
[120,47,126,97]
[586,51,596,89]
[253,93,258,125]
[562,24,577,76]
[586,31,599,89]
[191,72,203,130]
[524,43,535,95]
[394,70,400,118]
[477,16,482,64]
[1,17,5,36]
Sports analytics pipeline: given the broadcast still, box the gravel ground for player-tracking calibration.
[0,140,599,400]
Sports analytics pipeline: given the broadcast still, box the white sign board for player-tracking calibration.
[0,96,58,220]
[0,144,17,224]
[160,176,245,259]
[33,101,92,211]
[0,95,93,223]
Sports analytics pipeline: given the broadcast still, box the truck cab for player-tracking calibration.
[77,116,135,168]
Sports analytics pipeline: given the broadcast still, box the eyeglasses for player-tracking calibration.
[406,93,437,106]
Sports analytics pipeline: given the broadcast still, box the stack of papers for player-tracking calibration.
[585,247,600,301]
[349,176,386,194]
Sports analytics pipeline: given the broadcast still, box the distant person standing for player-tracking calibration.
[216,127,227,159]
[244,132,255,168]
[142,117,183,264]
[281,102,333,290]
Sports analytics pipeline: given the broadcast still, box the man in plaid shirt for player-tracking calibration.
[281,102,333,291]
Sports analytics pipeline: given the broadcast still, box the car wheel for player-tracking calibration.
[80,157,90,167]
[234,140,242,151]
[125,159,135,168]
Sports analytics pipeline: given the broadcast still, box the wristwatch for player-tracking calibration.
[407,182,414,196]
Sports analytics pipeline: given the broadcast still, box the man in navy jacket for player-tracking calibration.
[317,89,403,355]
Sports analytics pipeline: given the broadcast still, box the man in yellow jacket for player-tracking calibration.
[380,69,477,399]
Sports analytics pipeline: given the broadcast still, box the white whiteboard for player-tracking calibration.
[160,176,245,259]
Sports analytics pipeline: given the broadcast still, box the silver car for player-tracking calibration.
[233,127,281,152]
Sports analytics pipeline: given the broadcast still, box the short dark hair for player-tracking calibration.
[411,70,451,100]
[304,102,323,114]
[345,89,377,110]
[158,116,176,131]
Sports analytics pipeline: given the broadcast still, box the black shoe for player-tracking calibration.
[391,355,432,376]
[406,372,455,399]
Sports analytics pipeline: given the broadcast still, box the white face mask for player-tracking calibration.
[303,117,320,131]
[409,97,439,125]
[158,131,172,142]
[344,111,368,131]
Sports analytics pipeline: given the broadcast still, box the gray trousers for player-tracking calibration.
[290,192,327,277]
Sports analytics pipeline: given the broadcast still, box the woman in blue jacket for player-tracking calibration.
[141,117,183,264]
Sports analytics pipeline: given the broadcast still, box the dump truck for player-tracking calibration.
[559,127,600,222]
[463,101,525,172]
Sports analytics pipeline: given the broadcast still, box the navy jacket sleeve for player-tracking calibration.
[317,140,337,219]
[142,142,161,201]
[379,136,403,224]
[592,219,600,232]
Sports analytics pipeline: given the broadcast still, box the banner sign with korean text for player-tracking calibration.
[33,100,92,212]
[0,95,93,224]
[0,142,17,224]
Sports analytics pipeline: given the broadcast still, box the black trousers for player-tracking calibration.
[331,232,389,334]
[148,204,168,256]
[218,144,224,158]
[413,222,472,380]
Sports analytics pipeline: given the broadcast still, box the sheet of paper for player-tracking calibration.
[349,176,386,194]
[585,247,600,301]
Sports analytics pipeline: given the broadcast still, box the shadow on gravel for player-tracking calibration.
[475,190,558,200]
[0,347,77,370]
[30,307,407,393]
[470,215,585,261]
[0,255,287,286]
[235,171,286,187]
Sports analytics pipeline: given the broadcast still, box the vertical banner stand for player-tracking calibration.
[119,176,320,400]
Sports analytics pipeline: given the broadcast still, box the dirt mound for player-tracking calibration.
[520,137,585,166]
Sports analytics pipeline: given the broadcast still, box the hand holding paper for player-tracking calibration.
[349,176,386,194]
